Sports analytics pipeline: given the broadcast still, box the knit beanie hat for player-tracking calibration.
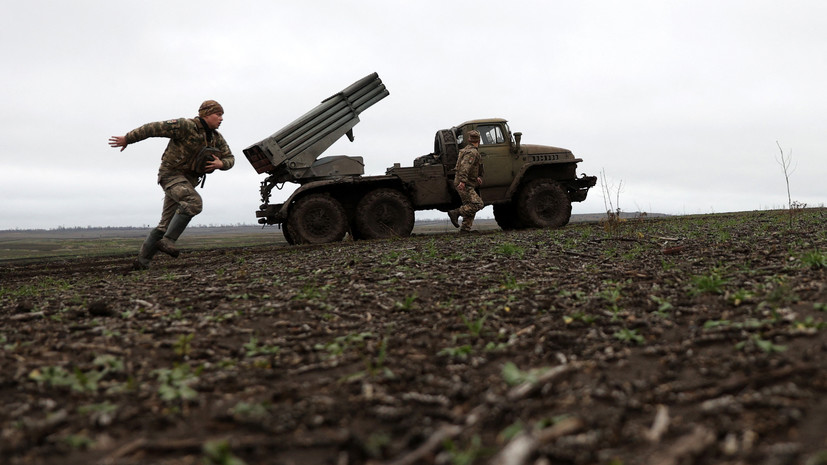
[198,100,224,117]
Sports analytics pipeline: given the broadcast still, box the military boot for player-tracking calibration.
[447,209,460,228]
[155,213,193,258]
[133,228,165,270]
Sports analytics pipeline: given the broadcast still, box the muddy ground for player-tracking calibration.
[1,210,826,465]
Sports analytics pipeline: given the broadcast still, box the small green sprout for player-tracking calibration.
[394,294,418,311]
[438,345,473,359]
[563,312,597,325]
[495,242,525,258]
[501,362,549,386]
[173,333,194,357]
[154,363,201,403]
[690,270,729,296]
[650,295,673,316]
[461,313,487,338]
[613,328,645,345]
[800,250,827,270]
[735,335,787,353]
[243,337,280,357]
[203,439,247,465]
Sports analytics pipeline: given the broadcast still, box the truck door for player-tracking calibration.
[475,123,513,201]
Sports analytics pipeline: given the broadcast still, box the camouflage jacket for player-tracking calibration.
[125,117,234,187]
[454,145,482,187]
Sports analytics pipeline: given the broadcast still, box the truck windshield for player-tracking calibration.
[476,125,505,145]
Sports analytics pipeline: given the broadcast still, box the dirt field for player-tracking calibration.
[1,210,826,465]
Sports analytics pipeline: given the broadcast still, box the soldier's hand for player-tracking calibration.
[477,177,482,186]
[108,136,127,152]
[458,181,466,191]
[205,155,223,173]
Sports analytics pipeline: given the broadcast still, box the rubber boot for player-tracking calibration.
[448,209,460,228]
[133,228,164,270]
[155,213,193,258]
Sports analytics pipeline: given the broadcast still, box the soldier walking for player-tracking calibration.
[108,100,235,270]
[448,130,484,233]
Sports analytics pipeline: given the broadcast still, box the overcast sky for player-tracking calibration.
[2,0,825,230]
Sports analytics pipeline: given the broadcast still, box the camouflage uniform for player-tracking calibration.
[125,117,234,229]
[123,101,234,269]
[452,138,484,232]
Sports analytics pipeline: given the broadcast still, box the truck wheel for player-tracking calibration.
[287,194,348,244]
[493,203,523,230]
[355,189,415,240]
[281,224,296,245]
[517,180,572,228]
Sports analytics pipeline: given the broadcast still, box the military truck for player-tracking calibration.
[243,73,596,244]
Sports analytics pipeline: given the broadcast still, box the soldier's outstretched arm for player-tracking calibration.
[108,135,127,152]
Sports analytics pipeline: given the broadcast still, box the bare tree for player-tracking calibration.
[775,141,794,210]
[600,168,624,232]
[775,141,801,227]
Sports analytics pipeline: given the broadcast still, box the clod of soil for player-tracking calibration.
[87,301,114,317]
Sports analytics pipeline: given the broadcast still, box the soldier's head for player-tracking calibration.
[467,130,481,146]
[199,100,224,130]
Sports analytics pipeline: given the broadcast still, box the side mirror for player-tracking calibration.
[513,132,522,154]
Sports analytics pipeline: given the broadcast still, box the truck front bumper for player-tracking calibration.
[256,203,285,225]
[566,175,597,202]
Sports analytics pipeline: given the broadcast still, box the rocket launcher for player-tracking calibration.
[243,72,390,183]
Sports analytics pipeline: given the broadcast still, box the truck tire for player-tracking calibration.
[517,180,572,228]
[281,224,296,245]
[355,188,415,240]
[287,193,348,244]
[493,203,523,230]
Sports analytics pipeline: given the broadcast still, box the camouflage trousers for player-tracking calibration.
[457,185,484,231]
[156,178,203,232]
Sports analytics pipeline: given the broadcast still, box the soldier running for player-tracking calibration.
[108,100,235,270]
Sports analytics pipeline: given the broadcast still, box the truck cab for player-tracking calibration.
[454,119,584,205]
